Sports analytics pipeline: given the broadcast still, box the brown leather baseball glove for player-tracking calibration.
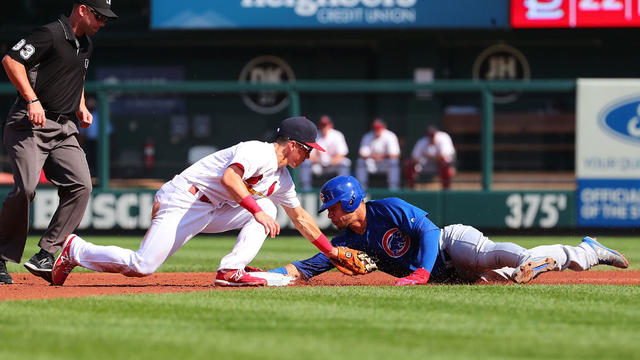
[331,246,378,276]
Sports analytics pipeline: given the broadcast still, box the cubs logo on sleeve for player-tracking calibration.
[381,228,410,258]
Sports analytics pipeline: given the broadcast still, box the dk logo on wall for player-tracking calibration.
[239,55,296,115]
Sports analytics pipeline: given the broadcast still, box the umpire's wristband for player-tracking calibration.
[26,98,39,105]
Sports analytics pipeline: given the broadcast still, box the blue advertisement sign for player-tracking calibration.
[577,79,640,228]
[577,179,640,227]
[151,0,507,29]
[95,67,186,115]
[598,96,640,146]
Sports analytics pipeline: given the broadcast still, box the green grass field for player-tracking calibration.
[2,235,639,360]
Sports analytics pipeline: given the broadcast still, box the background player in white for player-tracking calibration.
[299,115,351,190]
[404,125,456,189]
[51,117,340,287]
[355,118,401,190]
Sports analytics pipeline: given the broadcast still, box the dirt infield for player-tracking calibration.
[2,270,639,301]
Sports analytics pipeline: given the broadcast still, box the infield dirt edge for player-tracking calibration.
[2,270,639,301]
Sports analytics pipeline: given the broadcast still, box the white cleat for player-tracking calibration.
[248,271,296,287]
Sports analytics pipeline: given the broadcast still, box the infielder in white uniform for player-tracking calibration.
[404,126,456,190]
[51,117,340,287]
[356,119,401,190]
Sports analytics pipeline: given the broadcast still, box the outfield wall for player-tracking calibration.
[5,188,577,232]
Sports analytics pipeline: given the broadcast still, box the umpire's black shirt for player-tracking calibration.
[6,15,92,115]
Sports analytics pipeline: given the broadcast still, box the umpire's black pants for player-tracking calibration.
[0,107,92,263]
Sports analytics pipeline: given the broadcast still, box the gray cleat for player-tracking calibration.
[513,256,556,284]
[582,237,629,269]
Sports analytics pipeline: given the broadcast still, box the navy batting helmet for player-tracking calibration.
[318,176,366,213]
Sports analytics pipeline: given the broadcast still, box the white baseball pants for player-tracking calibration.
[355,158,400,190]
[440,224,599,282]
[68,181,277,276]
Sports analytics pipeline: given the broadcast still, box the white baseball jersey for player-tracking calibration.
[175,141,301,209]
[64,140,304,281]
[358,129,401,158]
[411,131,456,163]
[315,128,349,166]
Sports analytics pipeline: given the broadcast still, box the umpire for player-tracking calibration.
[0,1,117,284]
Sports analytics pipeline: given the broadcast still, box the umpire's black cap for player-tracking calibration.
[75,0,118,19]
[277,116,326,152]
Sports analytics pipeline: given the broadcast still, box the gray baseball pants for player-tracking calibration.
[440,224,598,282]
[0,107,92,263]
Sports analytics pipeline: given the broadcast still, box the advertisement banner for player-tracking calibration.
[577,179,640,226]
[27,189,332,232]
[576,79,640,226]
[8,188,575,232]
[151,0,507,29]
[441,191,574,229]
[96,67,186,115]
[512,0,640,28]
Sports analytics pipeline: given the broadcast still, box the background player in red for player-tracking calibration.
[404,125,456,190]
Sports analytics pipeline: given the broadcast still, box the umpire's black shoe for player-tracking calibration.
[24,249,54,283]
[0,260,13,284]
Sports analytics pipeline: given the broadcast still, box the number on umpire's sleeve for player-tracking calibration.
[20,45,35,60]
[11,39,25,51]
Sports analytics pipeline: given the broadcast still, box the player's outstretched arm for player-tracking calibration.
[282,205,337,258]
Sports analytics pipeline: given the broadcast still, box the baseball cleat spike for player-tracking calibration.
[513,256,556,284]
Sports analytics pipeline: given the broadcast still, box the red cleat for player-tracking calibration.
[51,234,77,286]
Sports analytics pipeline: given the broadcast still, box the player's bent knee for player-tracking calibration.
[125,257,162,277]
[122,269,153,277]
[125,266,157,277]
[17,187,36,202]
[72,179,93,200]
[78,179,93,194]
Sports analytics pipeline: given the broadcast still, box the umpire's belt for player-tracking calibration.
[45,111,74,124]
[188,185,211,203]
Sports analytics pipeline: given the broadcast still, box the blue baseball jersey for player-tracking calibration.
[289,198,445,279]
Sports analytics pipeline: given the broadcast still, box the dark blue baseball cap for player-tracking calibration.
[277,116,325,152]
